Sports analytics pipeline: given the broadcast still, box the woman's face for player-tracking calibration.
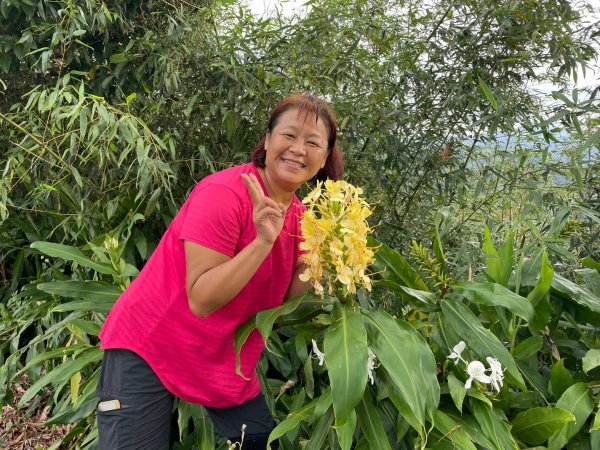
[264,107,329,193]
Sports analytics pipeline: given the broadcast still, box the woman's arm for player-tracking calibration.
[186,173,287,317]
[185,240,273,317]
[284,259,311,301]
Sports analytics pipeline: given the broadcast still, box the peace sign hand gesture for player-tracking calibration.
[241,173,286,246]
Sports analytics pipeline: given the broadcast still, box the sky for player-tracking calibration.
[244,0,599,91]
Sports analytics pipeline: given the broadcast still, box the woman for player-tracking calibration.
[96,94,344,450]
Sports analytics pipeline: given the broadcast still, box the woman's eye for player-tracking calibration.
[308,141,319,147]
[284,133,295,139]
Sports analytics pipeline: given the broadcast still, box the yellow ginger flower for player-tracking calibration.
[300,180,375,298]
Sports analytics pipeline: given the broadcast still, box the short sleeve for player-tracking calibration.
[179,183,246,257]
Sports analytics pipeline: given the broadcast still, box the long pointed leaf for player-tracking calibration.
[442,299,526,389]
[234,293,307,379]
[511,407,574,445]
[362,309,439,431]
[548,383,594,450]
[552,274,600,313]
[471,401,518,450]
[324,303,368,426]
[431,409,478,450]
[19,347,103,407]
[335,409,357,450]
[30,241,117,275]
[356,389,393,450]
[267,391,332,449]
[37,280,122,302]
[369,238,429,291]
[451,281,533,322]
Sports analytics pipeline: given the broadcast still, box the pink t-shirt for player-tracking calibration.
[99,163,305,407]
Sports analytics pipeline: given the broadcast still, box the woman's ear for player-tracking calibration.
[264,133,270,151]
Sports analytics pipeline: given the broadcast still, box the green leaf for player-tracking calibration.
[582,257,600,273]
[335,409,357,450]
[513,336,542,359]
[109,53,128,64]
[582,349,600,374]
[373,280,436,306]
[305,407,334,450]
[19,347,103,407]
[17,345,88,375]
[432,208,449,275]
[30,242,117,275]
[178,401,214,449]
[37,280,121,301]
[267,392,330,449]
[355,390,393,450]
[234,293,306,379]
[447,372,467,413]
[548,383,594,450]
[324,303,368,426]
[478,76,499,110]
[431,409,478,450]
[552,274,600,313]
[51,299,115,314]
[528,251,554,330]
[577,128,600,153]
[369,238,429,291]
[451,281,533,322]
[442,409,496,449]
[483,226,513,287]
[442,299,526,389]
[362,309,439,431]
[511,407,575,445]
[471,401,518,450]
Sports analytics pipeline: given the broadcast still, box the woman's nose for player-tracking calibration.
[289,140,306,154]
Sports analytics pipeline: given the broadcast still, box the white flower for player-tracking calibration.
[486,357,504,392]
[447,341,466,364]
[465,360,491,389]
[311,339,325,366]
[367,348,377,384]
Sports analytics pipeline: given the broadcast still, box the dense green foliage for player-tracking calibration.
[1,0,599,448]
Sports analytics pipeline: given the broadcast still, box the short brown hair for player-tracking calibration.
[251,94,344,181]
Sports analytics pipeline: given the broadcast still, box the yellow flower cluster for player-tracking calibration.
[299,180,375,297]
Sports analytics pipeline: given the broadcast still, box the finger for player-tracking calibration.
[241,173,264,206]
[263,197,285,215]
[259,204,285,218]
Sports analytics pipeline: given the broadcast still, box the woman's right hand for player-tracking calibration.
[241,173,286,245]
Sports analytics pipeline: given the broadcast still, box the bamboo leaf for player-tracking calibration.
[478,76,499,110]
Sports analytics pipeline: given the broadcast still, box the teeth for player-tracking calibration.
[282,158,304,168]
